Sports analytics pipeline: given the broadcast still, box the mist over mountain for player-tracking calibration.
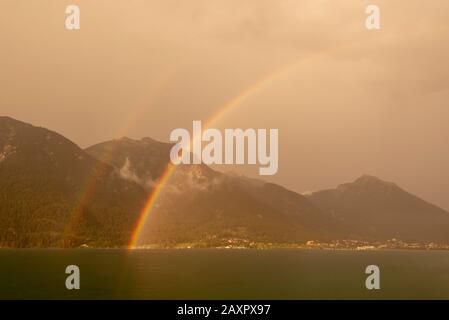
[86,138,337,245]
[2,116,449,248]
[85,137,172,190]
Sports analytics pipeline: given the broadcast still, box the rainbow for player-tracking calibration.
[63,67,177,246]
[127,55,320,248]
[61,36,375,248]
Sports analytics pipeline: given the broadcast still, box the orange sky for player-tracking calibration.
[1,0,449,209]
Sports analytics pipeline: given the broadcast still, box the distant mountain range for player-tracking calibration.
[1,116,449,248]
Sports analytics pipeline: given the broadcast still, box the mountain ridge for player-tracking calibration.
[2,116,449,247]
[85,137,339,245]
[307,175,449,242]
[0,117,147,247]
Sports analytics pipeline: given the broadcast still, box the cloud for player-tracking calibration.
[119,157,155,189]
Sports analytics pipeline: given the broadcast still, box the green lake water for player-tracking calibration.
[0,249,448,299]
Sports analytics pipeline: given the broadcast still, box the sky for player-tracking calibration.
[1,0,449,210]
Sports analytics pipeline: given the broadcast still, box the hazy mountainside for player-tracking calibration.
[85,137,172,190]
[85,138,338,245]
[2,116,449,248]
[307,175,449,243]
[89,138,449,245]
[0,117,146,247]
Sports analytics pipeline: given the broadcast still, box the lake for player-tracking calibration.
[0,249,448,299]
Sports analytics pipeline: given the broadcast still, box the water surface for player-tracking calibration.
[0,249,448,299]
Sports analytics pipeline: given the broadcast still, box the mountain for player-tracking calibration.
[2,116,449,248]
[85,138,337,245]
[307,175,449,243]
[0,117,146,247]
[85,137,172,191]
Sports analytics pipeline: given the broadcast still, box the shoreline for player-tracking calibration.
[1,246,449,252]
